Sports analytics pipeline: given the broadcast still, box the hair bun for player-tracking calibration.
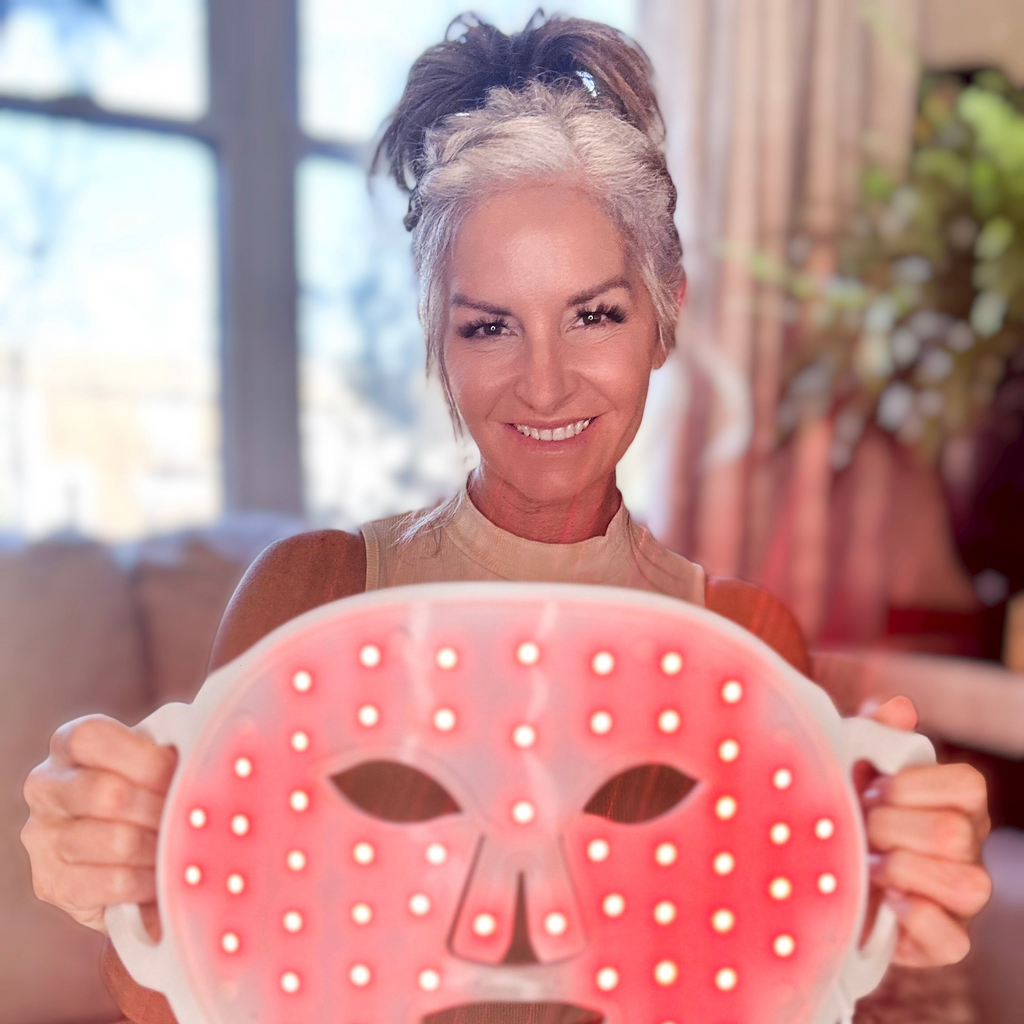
[374,11,663,193]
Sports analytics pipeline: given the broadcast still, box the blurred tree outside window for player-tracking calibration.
[0,0,216,540]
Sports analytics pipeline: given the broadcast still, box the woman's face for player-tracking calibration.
[443,182,668,507]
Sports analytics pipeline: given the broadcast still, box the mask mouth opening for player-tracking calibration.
[423,1002,605,1024]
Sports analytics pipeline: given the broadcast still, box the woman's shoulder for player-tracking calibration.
[208,528,366,670]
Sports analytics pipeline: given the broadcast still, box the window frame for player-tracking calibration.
[0,0,362,521]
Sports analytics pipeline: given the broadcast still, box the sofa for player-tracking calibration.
[1,518,1021,1024]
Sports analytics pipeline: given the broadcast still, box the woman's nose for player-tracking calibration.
[450,835,586,964]
[514,331,573,415]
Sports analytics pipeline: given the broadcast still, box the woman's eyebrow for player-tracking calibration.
[566,275,632,306]
[450,294,514,317]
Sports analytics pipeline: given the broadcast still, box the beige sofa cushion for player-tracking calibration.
[0,539,146,1024]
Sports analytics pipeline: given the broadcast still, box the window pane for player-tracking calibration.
[0,0,206,120]
[0,111,220,539]
[297,158,476,528]
[301,0,637,143]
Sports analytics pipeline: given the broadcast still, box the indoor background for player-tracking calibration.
[0,1,1022,1023]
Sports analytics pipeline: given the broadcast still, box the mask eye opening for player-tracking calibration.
[584,763,699,824]
[331,760,461,822]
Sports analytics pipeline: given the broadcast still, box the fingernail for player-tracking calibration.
[862,778,889,807]
[868,852,885,880]
[884,888,912,920]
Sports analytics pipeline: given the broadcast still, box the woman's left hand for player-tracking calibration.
[862,696,992,966]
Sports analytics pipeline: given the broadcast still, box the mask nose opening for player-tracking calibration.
[500,874,538,965]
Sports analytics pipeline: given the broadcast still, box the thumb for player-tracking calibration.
[860,694,918,732]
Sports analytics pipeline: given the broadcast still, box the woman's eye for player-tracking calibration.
[458,318,511,339]
[576,304,627,328]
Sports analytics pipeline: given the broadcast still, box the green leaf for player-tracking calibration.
[913,147,969,192]
[976,216,1015,260]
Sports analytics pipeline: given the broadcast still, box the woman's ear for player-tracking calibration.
[675,270,688,310]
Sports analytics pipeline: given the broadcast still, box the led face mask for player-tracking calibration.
[107,583,933,1024]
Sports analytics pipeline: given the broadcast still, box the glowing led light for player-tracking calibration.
[512,723,536,748]
[602,893,626,918]
[595,967,619,992]
[286,849,306,872]
[818,872,838,894]
[713,852,735,876]
[715,967,738,992]
[436,647,458,670]
[769,877,793,900]
[591,651,615,675]
[230,814,250,836]
[425,843,448,865]
[351,903,373,925]
[184,865,202,885]
[283,910,303,933]
[718,739,740,762]
[349,964,371,987]
[654,900,676,925]
[770,822,791,845]
[233,757,252,778]
[655,842,678,866]
[472,912,497,937]
[352,841,375,865]
[226,873,245,895]
[715,796,738,820]
[774,934,796,957]
[188,808,207,829]
[815,817,835,840]
[221,931,240,954]
[655,960,679,986]
[587,838,610,863]
[711,909,735,933]
[433,708,456,732]
[516,641,540,665]
[658,709,681,734]
[357,704,380,728]
[292,670,312,693]
[511,800,536,824]
[280,971,301,994]
[660,651,683,675]
[289,790,310,812]
[721,680,743,704]
[589,710,613,735]
[418,969,441,992]
[358,644,382,668]
[773,768,793,790]
[290,730,310,752]
[408,893,431,916]
[544,911,568,936]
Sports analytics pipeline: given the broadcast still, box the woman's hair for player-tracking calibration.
[373,12,684,422]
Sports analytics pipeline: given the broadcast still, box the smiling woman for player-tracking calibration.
[20,11,993,1024]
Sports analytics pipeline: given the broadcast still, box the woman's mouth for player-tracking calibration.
[512,418,593,442]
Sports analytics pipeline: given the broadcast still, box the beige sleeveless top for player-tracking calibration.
[360,490,705,605]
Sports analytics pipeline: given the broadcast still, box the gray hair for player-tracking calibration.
[407,80,684,421]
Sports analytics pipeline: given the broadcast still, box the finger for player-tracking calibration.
[51,716,177,794]
[886,891,972,966]
[866,695,918,731]
[871,850,992,918]
[54,767,166,829]
[57,819,158,868]
[867,805,981,862]
[41,863,156,914]
[878,762,990,834]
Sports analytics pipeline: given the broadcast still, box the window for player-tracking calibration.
[0,0,639,539]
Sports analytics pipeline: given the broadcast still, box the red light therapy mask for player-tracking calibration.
[107,583,933,1024]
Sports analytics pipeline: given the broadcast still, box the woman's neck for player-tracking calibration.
[466,467,622,544]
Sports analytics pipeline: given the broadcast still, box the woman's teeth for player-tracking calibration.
[514,418,593,441]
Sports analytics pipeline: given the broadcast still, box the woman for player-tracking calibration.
[21,14,990,1024]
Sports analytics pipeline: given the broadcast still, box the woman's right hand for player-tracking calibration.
[21,714,178,934]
